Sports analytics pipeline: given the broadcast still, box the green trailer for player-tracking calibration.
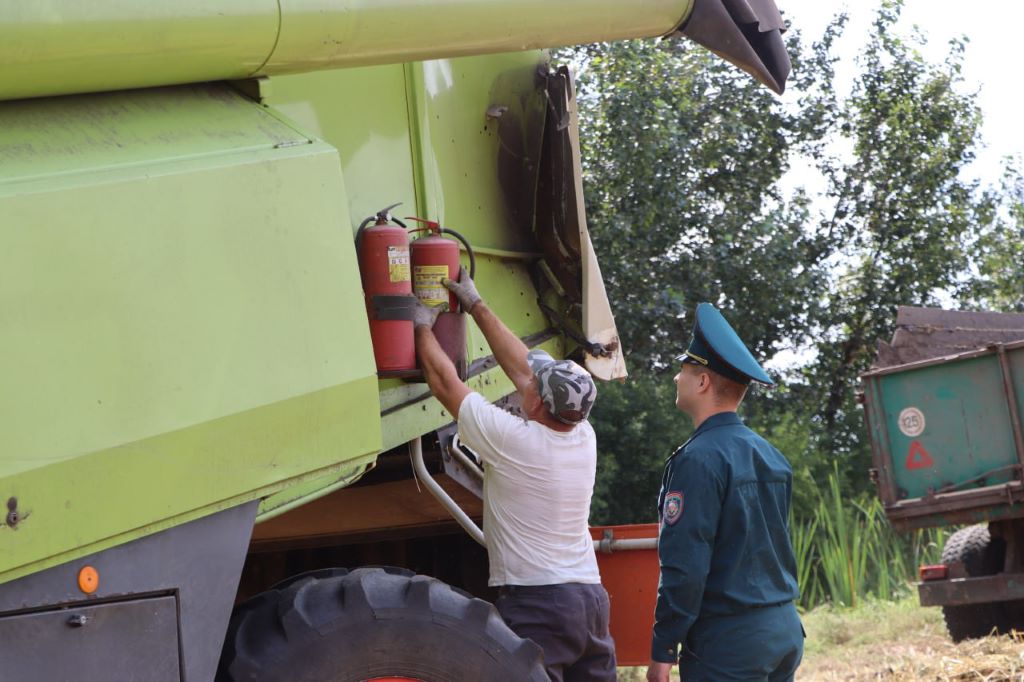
[0,1,791,678]
[861,306,1024,641]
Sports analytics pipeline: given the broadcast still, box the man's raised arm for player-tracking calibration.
[444,267,535,398]
[412,301,471,419]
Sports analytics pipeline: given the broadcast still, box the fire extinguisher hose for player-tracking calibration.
[439,227,476,280]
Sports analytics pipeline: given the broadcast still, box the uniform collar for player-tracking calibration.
[692,411,742,438]
[665,412,742,462]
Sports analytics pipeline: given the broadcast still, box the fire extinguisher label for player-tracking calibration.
[387,246,410,283]
[414,265,450,306]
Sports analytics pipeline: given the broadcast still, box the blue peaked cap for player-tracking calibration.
[676,303,775,386]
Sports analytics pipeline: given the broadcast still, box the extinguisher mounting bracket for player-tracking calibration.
[371,294,420,321]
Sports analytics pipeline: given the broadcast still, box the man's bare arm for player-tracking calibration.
[443,267,538,402]
[469,302,535,396]
[415,325,471,418]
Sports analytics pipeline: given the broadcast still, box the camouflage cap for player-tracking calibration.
[527,350,597,425]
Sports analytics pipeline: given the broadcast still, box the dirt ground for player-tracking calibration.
[620,599,1024,681]
[800,599,1023,681]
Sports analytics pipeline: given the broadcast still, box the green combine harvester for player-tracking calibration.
[0,1,790,678]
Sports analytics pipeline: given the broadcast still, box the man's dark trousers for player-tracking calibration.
[496,583,616,682]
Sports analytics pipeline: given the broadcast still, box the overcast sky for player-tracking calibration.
[778,0,1024,186]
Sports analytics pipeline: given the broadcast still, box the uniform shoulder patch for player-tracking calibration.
[663,491,684,525]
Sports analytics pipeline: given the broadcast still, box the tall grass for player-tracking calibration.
[792,467,947,610]
[791,515,821,609]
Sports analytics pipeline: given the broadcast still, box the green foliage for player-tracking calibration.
[964,164,1024,312]
[792,468,946,610]
[565,30,834,527]
[569,36,829,372]
[564,0,1005,528]
[589,374,691,524]
[816,468,872,607]
[790,515,822,609]
[563,0,1018,613]
[805,1,996,483]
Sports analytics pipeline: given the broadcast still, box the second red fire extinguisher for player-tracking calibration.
[408,217,476,380]
[406,217,476,309]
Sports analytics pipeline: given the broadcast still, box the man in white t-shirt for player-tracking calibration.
[412,267,616,682]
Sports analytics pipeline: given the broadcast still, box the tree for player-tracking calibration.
[561,0,998,523]
[559,30,836,523]
[569,37,830,373]
[805,0,995,488]
[588,373,689,523]
[964,164,1024,312]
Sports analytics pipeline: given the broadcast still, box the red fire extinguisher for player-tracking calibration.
[356,205,475,378]
[407,217,476,379]
[406,217,476,310]
[356,204,415,373]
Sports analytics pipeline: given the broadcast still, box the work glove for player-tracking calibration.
[442,266,482,313]
[411,299,447,329]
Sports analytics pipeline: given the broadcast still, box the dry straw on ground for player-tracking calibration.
[803,629,1024,681]
[621,601,1024,681]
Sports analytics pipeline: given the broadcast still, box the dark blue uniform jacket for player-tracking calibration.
[652,411,800,662]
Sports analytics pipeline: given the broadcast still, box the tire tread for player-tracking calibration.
[218,567,547,682]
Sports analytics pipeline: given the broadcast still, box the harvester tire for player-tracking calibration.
[940,524,1008,642]
[217,566,547,682]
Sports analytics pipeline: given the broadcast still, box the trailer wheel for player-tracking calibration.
[217,566,547,682]
[940,524,1008,642]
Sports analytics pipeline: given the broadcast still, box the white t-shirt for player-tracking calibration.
[457,392,601,587]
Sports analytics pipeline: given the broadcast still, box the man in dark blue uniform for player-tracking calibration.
[646,303,803,682]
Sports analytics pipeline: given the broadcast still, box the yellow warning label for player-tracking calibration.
[414,265,450,306]
[387,246,410,283]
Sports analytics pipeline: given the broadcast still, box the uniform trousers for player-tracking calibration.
[680,601,804,681]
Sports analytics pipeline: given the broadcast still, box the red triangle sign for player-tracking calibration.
[905,440,933,470]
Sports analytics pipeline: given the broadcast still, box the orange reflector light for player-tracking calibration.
[919,564,948,581]
[78,565,99,594]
